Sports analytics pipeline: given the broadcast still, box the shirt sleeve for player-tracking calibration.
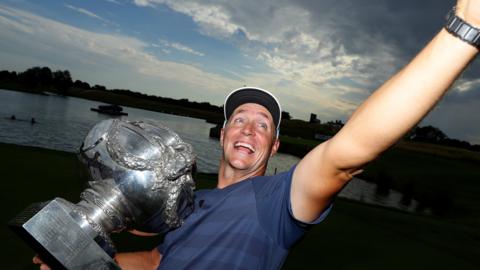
[252,165,332,249]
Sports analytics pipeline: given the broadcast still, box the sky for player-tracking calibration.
[1,0,479,143]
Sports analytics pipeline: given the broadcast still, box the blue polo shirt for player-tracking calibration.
[157,166,331,270]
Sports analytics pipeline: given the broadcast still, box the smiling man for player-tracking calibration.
[34,0,480,269]
[149,87,323,270]
[219,88,281,186]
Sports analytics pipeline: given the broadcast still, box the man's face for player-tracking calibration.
[220,103,279,174]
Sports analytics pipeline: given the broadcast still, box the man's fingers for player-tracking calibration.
[40,264,51,270]
[32,255,51,270]
[32,255,42,264]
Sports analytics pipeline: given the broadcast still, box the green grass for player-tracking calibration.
[284,199,480,269]
[1,143,479,269]
[360,146,480,225]
[396,140,480,163]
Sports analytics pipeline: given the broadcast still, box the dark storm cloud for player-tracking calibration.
[446,84,480,103]
[295,0,449,55]
[293,0,478,80]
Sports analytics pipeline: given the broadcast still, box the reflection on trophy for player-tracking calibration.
[8,119,196,269]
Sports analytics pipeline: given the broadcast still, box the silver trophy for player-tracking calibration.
[9,119,196,269]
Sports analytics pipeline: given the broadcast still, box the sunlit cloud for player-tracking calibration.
[453,78,480,93]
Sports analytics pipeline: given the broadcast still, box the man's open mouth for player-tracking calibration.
[234,142,255,154]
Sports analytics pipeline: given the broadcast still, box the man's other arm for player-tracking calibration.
[291,0,480,223]
[33,249,161,270]
[114,248,162,270]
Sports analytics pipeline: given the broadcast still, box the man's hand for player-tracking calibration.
[456,0,480,27]
[32,255,50,270]
[33,248,162,270]
[114,249,162,270]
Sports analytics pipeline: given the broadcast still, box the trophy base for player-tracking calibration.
[8,198,120,270]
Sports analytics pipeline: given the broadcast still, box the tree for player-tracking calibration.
[52,70,73,94]
[19,66,43,87]
[0,70,17,82]
[38,67,53,86]
[409,125,447,143]
[73,80,91,89]
[93,84,106,91]
[282,111,292,120]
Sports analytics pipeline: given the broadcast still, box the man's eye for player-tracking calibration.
[258,123,267,129]
[233,118,244,124]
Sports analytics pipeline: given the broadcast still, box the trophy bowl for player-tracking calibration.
[9,119,196,269]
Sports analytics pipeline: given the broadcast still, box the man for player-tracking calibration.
[35,0,480,269]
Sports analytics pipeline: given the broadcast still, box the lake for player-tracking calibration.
[0,89,419,212]
[0,89,301,174]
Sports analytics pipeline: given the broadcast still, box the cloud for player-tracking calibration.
[132,0,479,93]
[131,0,480,142]
[0,4,239,99]
[134,0,243,38]
[453,78,480,93]
[1,1,479,142]
[104,0,123,4]
[157,39,205,56]
[133,0,155,7]
[64,4,111,24]
[423,97,480,144]
[132,0,400,105]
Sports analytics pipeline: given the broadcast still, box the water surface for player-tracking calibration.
[0,89,418,212]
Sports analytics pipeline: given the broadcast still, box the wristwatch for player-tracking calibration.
[445,7,480,49]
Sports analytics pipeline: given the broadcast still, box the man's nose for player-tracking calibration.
[241,122,255,136]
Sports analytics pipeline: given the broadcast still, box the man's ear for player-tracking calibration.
[220,128,225,147]
[270,138,280,157]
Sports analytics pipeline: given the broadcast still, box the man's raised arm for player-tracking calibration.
[291,0,480,223]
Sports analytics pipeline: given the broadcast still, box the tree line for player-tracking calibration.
[0,66,73,94]
[408,125,480,152]
[0,66,223,114]
[1,66,478,151]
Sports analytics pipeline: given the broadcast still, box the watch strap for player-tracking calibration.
[445,7,480,49]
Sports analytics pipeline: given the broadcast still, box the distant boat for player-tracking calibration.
[90,104,128,116]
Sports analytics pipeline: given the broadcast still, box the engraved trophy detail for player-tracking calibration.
[8,119,196,269]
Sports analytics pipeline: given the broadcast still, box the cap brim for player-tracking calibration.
[224,87,281,132]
